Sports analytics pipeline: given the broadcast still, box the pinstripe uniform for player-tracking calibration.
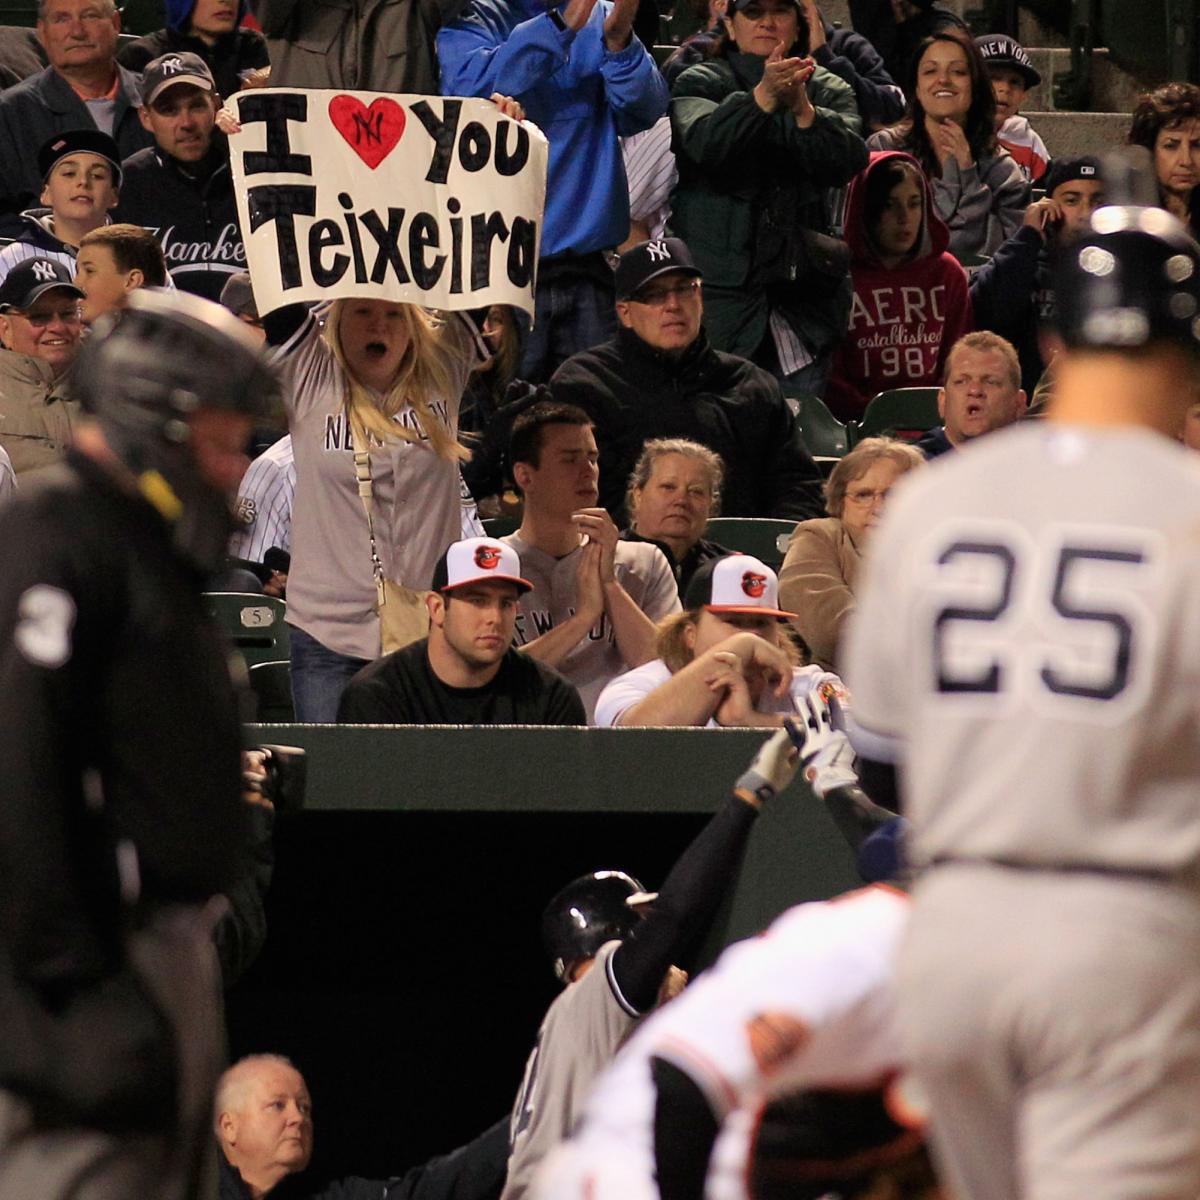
[0,238,75,288]
[0,446,15,502]
[228,434,295,561]
[621,116,677,241]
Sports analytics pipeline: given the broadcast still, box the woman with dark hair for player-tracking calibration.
[1127,82,1200,236]
[868,29,1027,259]
[824,149,972,419]
[669,0,867,392]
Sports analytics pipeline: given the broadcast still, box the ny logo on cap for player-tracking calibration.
[160,56,185,74]
[31,261,58,282]
[645,241,671,263]
[1080,165,1096,175]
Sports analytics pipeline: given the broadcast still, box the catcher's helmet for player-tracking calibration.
[76,289,283,572]
[541,870,654,983]
[1051,150,1200,358]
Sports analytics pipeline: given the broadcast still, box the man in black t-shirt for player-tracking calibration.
[338,537,586,726]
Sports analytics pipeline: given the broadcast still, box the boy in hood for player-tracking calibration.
[118,0,268,102]
[824,149,973,421]
[0,130,121,287]
[976,33,1049,182]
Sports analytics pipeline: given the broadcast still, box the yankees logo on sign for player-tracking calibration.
[229,89,548,316]
[32,261,58,282]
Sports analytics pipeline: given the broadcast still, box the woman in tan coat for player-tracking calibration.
[779,437,924,669]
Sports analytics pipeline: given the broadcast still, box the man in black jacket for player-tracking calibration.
[549,238,825,525]
[216,1055,509,1200]
[114,51,244,300]
[0,0,151,222]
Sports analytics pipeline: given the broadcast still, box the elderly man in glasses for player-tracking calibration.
[0,256,84,477]
[550,237,824,526]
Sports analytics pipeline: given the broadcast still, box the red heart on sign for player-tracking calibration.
[328,95,406,169]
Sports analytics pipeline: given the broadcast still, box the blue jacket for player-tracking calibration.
[437,0,668,256]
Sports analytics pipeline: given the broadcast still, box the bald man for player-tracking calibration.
[216,1055,508,1200]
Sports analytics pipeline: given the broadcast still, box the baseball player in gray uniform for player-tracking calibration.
[502,726,801,1200]
[842,156,1200,1200]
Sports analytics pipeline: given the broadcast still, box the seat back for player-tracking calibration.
[790,391,851,472]
[854,387,941,444]
[204,592,290,668]
[248,660,295,723]
[703,517,797,568]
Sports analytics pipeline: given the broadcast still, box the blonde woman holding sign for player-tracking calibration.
[255,95,525,722]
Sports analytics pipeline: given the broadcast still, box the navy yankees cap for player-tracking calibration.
[975,34,1041,88]
[0,257,84,312]
[143,52,216,108]
[37,129,123,188]
[614,237,703,301]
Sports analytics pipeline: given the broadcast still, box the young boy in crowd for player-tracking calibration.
[0,131,121,286]
[976,34,1050,182]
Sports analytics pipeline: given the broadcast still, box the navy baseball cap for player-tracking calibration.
[0,257,84,312]
[37,129,123,188]
[975,34,1041,88]
[142,52,216,107]
[1042,155,1102,198]
[614,237,703,301]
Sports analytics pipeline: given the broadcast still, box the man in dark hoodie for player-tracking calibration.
[118,0,269,103]
[113,51,245,301]
[969,155,1106,394]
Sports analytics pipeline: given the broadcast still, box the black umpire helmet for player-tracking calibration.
[75,289,283,572]
[541,870,656,984]
[1052,148,1200,358]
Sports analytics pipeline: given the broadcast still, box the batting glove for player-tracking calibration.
[735,726,800,806]
[787,692,858,799]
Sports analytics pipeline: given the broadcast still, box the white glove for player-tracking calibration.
[788,691,858,799]
[735,726,800,804]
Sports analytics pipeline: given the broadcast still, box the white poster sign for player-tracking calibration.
[229,89,547,316]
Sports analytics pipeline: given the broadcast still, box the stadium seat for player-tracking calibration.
[248,660,295,723]
[704,517,797,567]
[789,391,851,472]
[482,515,520,538]
[204,592,290,668]
[851,387,941,445]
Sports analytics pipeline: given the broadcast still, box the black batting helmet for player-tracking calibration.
[541,870,655,984]
[1051,149,1200,358]
[75,289,283,573]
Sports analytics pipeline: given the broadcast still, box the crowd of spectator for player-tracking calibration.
[0,0,1197,723]
[2,0,1200,1193]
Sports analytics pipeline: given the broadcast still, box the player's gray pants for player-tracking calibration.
[897,863,1200,1200]
[0,907,223,1200]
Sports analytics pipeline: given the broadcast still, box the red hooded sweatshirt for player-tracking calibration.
[824,150,973,421]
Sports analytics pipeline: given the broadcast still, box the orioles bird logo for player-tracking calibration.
[741,571,767,598]
[475,545,502,570]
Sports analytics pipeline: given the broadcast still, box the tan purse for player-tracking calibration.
[351,416,431,656]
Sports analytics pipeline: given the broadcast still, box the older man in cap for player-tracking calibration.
[114,51,245,299]
[550,237,824,525]
[0,255,84,476]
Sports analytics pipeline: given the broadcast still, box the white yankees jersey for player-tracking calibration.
[0,240,75,287]
[532,886,910,1200]
[0,445,15,503]
[502,534,680,721]
[621,116,677,241]
[273,311,482,661]
[228,434,296,562]
[504,941,643,1200]
[843,423,1200,875]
